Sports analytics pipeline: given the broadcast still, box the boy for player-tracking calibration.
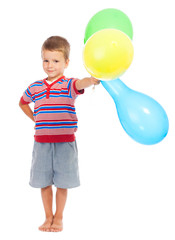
[19,36,100,232]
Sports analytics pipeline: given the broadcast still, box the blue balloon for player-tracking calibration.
[101,78,169,145]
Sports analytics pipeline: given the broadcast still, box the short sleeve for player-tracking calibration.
[20,84,35,105]
[71,78,84,99]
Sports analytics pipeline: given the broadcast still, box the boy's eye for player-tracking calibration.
[54,60,59,63]
[43,60,48,62]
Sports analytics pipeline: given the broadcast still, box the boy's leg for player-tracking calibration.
[50,188,68,232]
[39,185,54,232]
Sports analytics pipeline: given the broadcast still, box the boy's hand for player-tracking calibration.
[89,76,101,85]
[76,76,100,90]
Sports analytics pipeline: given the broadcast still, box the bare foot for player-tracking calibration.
[38,217,53,232]
[50,216,63,232]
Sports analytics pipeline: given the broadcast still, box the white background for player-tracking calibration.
[0,0,175,239]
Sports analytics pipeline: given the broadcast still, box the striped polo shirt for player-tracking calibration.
[20,76,84,142]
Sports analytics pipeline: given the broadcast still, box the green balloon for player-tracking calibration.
[84,8,133,44]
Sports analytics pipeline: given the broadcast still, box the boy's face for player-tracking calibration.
[42,50,69,81]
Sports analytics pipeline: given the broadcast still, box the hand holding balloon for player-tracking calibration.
[89,76,101,85]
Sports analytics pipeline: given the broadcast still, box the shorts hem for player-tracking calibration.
[53,182,80,189]
[29,182,80,189]
[29,182,53,189]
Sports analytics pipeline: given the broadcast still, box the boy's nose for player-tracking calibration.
[48,62,53,68]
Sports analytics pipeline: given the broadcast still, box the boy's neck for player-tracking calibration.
[47,75,64,82]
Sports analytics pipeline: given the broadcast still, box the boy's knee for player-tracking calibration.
[57,188,67,192]
[41,185,52,190]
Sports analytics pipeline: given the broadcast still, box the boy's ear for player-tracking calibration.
[65,59,70,68]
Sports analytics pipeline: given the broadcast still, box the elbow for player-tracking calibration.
[19,99,22,108]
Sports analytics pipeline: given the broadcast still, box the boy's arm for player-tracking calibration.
[19,100,35,122]
[75,76,100,91]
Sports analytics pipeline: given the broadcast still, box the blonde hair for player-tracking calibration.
[42,36,70,60]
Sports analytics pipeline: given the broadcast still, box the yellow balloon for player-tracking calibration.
[83,29,134,80]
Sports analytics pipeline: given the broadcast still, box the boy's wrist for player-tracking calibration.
[76,77,100,90]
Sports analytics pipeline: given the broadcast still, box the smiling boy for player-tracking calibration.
[19,36,100,232]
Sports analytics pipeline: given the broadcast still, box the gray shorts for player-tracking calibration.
[29,141,80,189]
